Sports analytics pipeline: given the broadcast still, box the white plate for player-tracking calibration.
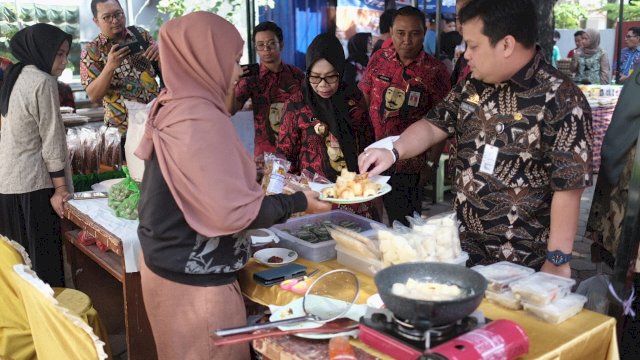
[317,183,392,204]
[269,297,366,339]
[91,178,124,192]
[253,248,298,267]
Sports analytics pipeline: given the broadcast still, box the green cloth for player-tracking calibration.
[72,171,124,192]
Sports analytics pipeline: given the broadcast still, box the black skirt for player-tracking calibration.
[0,188,64,286]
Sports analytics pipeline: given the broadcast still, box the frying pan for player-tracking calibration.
[375,262,487,328]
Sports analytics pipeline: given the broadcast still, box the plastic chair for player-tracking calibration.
[0,235,110,359]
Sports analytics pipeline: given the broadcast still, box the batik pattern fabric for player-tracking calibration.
[359,47,450,174]
[235,63,305,158]
[618,47,640,77]
[185,233,250,275]
[80,27,159,133]
[586,146,636,265]
[277,89,376,218]
[426,50,594,268]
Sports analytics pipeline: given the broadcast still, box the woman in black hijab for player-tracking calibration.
[277,34,378,220]
[343,32,372,88]
[0,23,73,286]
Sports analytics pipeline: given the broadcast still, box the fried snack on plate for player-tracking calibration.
[322,169,380,200]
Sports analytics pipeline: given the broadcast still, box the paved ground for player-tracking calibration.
[421,174,612,283]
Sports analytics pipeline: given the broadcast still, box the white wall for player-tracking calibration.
[556,28,616,71]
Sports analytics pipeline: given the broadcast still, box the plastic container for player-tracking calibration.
[509,272,576,306]
[337,243,469,277]
[472,261,535,293]
[336,244,384,276]
[271,210,383,262]
[523,293,588,324]
[485,290,522,310]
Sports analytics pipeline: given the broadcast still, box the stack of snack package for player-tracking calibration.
[67,125,121,174]
[378,212,465,266]
[331,211,467,276]
[473,262,588,324]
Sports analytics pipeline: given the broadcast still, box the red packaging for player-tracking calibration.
[77,231,96,246]
[429,319,529,360]
[96,240,108,253]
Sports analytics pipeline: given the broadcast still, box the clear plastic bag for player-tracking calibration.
[261,153,291,194]
[575,274,611,314]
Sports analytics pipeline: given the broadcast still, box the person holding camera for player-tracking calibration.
[226,21,305,160]
[80,0,160,134]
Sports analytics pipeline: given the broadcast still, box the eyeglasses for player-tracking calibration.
[308,74,340,85]
[100,11,124,23]
[625,34,639,39]
[255,40,279,51]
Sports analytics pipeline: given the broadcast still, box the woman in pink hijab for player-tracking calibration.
[135,12,330,359]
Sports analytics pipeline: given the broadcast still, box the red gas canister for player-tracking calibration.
[427,320,529,360]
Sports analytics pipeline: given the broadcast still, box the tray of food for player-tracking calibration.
[485,289,522,310]
[509,272,576,306]
[270,210,384,262]
[472,261,535,293]
[523,293,587,324]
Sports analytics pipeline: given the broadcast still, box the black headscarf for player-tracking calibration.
[304,33,359,181]
[347,32,371,67]
[0,23,72,116]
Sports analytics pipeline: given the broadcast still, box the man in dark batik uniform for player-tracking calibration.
[359,0,593,278]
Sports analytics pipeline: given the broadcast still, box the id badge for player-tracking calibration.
[479,144,499,174]
[407,91,421,107]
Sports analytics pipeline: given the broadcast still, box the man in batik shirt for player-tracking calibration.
[81,0,159,133]
[617,27,640,83]
[228,21,304,159]
[359,0,593,278]
[359,6,450,224]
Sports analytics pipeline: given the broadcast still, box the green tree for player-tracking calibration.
[600,3,640,22]
[554,3,588,29]
[154,0,242,37]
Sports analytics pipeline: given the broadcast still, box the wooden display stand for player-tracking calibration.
[62,204,157,360]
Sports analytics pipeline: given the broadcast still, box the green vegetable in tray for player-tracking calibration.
[286,219,365,243]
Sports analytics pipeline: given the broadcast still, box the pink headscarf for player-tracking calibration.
[135,12,264,237]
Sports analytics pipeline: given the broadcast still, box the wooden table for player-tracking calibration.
[62,204,157,360]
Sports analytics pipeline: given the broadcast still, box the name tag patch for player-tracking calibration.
[479,144,499,174]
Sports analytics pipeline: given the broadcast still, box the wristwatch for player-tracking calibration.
[546,249,572,266]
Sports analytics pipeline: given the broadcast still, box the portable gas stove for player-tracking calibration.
[359,312,481,360]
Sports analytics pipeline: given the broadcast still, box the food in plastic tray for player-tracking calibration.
[509,272,576,306]
[271,210,382,262]
[472,261,535,293]
[485,290,522,310]
[523,293,588,324]
[336,242,383,277]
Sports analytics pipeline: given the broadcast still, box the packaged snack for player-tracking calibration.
[485,290,522,310]
[510,272,576,306]
[261,153,291,195]
[523,293,587,324]
[472,261,535,293]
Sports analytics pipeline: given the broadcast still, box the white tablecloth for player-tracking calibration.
[67,198,141,273]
